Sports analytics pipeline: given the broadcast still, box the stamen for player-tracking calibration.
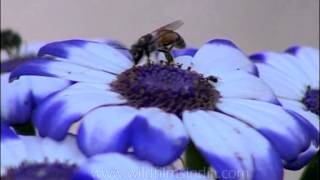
[2,161,78,180]
[111,63,220,117]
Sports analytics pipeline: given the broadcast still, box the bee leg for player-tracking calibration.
[158,48,174,65]
[145,50,152,65]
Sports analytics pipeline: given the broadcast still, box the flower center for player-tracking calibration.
[111,64,220,117]
[302,87,319,115]
[1,161,78,180]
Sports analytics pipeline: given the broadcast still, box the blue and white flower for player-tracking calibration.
[8,39,317,180]
[250,46,319,170]
[1,42,71,125]
[1,123,208,180]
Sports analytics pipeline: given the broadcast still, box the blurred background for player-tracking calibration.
[1,0,319,179]
[1,0,318,53]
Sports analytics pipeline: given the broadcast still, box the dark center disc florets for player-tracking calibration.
[302,87,319,115]
[111,64,220,117]
[2,161,78,180]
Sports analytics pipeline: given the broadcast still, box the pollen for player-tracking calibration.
[111,63,220,117]
[1,160,78,180]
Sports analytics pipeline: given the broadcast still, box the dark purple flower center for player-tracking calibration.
[302,87,319,115]
[1,161,78,180]
[111,64,220,117]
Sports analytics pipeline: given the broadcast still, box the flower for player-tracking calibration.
[249,46,319,170]
[9,39,317,180]
[1,42,71,125]
[1,123,208,180]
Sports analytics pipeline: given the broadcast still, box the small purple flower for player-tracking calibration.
[9,39,317,180]
[250,46,319,170]
[1,123,208,180]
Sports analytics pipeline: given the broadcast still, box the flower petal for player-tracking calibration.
[10,58,117,84]
[216,70,278,103]
[284,143,318,170]
[285,109,319,146]
[172,48,198,57]
[104,40,132,60]
[183,110,283,180]
[34,83,125,140]
[286,46,319,89]
[17,136,45,163]
[1,73,32,124]
[217,98,310,161]
[0,125,27,175]
[278,98,319,144]
[73,153,171,180]
[251,62,305,100]
[38,40,133,74]
[175,56,194,70]
[131,108,189,166]
[39,136,85,164]
[77,106,138,156]
[1,123,18,141]
[250,52,310,91]
[193,39,254,77]
[174,171,211,180]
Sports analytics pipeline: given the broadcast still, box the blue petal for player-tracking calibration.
[216,70,277,103]
[286,109,319,145]
[183,110,283,180]
[1,123,18,141]
[10,58,116,84]
[38,39,133,74]
[131,108,189,166]
[285,46,319,89]
[172,48,198,57]
[77,106,137,156]
[73,153,167,180]
[217,99,311,162]
[250,52,311,99]
[1,73,33,124]
[104,40,132,60]
[284,144,318,170]
[34,83,125,140]
[193,38,255,77]
[38,40,87,58]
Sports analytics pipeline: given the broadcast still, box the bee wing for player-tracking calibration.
[150,20,184,35]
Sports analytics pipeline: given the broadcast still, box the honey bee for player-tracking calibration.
[130,20,186,65]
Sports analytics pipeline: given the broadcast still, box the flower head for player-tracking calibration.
[9,39,317,179]
[250,46,319,170]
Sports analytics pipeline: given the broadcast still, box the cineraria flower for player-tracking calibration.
[1,123,208,180]
[249,47,319,170]
[1,42,71,125]
[9,39,318,180]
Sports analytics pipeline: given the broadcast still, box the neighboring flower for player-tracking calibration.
[9,39,318,180]
[1,123,209,180]
[1,42,71,125]
[250,47,319,170]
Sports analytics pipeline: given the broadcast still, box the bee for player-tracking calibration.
[1,29,22,58]
[130,20,186,65]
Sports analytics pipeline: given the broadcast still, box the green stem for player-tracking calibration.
[12,121,36,135]
[300,151,319,180]
[185,142,210,172]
